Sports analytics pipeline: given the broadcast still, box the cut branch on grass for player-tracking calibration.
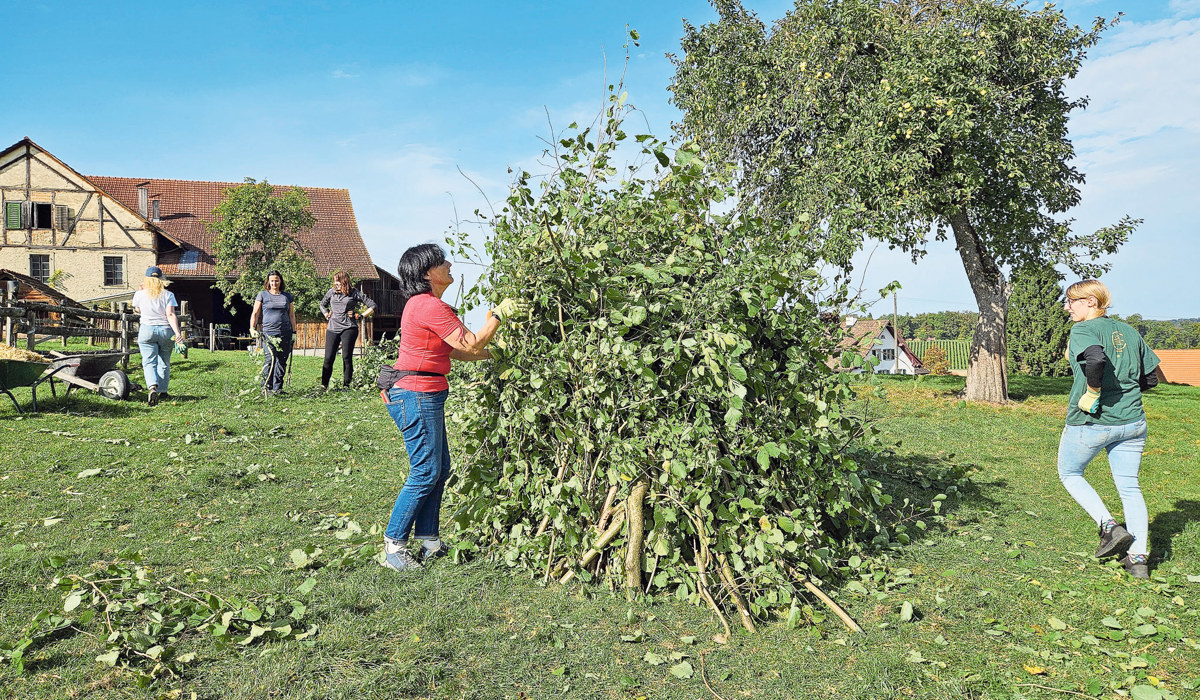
[699,648,731,700]
[786,565,863,634]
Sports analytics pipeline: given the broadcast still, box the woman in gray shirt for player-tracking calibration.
[319,269,376,389]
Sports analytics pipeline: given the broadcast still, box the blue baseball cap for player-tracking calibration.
[146,266,163,278]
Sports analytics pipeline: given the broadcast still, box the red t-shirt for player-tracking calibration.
[393,293,466,392]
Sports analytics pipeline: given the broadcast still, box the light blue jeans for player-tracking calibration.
[384,388,451,542]
[1057,418,1148,555]
[137,325,175,393]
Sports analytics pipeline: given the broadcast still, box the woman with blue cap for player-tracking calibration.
[131,266,183,406]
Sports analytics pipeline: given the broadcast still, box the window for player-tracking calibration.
[3,201,72,230]
[33,203,53,229]
[103,257,125,286]
[29,254,51,283]
[881,349,896,361]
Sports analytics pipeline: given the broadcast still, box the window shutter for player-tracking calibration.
[21,201,31,228]
[4,202,21,229]
[55,204,69,231]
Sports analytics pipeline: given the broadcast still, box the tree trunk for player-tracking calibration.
[948,210,1010,403]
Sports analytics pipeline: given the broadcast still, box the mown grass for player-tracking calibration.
[1,351,1197,699]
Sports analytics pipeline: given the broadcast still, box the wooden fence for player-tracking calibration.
[1,301,199,369]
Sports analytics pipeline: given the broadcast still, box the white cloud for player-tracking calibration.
[331,69,359,79]
[1170,0,1200,16]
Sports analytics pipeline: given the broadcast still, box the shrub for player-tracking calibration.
[922,345,950,376]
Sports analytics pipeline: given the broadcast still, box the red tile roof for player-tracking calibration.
[86,176,377,282]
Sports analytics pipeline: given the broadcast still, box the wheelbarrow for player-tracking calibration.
[0,358,50,414]
[31,351,133,407]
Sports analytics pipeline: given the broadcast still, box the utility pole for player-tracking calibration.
[893,292,901,374]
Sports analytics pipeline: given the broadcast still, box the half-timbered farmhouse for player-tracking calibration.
[0,138,395,344]
[0,138,177,302]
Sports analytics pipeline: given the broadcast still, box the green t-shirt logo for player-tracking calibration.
[1111,330,1127,359]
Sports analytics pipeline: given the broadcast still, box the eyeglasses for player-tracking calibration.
[1065,297,1087,305]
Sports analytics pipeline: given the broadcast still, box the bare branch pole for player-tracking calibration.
[560,509,626,585]
[715,553,757,634]
[623,481,648,598]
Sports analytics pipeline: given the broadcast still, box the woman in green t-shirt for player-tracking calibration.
[1057,280,1160,579]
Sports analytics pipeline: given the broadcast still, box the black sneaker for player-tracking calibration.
[1095,523,1133,559]
[416,543,450,563]
[1120,553,1149,579]
[148,385,160,407]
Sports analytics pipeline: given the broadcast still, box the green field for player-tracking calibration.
[1,351,1197,699]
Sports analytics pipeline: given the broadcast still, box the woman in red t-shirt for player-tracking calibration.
[381,243,525,571]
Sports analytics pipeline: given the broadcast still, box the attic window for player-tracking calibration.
[4,202,71,230]
[151,200,161,221]
[179,249,200,271]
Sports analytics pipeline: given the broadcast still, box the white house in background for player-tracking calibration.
[834,317,928,375]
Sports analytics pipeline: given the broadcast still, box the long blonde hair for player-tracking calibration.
[143,276,170,299]
[1065,279,1110,315]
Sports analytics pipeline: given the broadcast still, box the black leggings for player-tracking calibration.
[321,326,360,387]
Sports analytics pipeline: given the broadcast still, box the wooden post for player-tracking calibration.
[109,303,118,350]
[209,323,216,352]
[119,303,130,369]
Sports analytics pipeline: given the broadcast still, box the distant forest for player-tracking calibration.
[874,311,1200,350]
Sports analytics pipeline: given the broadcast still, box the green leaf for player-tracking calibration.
[76,468,101,479]
[96,649,120,666]
[63,592,83,612]
[296,577,317,595]
[643,651,667,666]
[1130,685,1163,700]
[900,601,914,622]
[668,661,694,679]
[1048,617,1068,630]
[1101,616,1123,629]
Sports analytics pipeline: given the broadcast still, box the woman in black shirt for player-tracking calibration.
[319,269,376,389]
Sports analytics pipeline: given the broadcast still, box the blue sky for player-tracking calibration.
[7,1,1195,320]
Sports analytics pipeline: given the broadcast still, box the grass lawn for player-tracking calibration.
[1,351,1197,699]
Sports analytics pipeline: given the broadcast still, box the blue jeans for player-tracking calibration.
[137,325,174,393]
[385,388,451,542]
[1057,418,1148,555]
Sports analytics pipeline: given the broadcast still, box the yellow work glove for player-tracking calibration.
[491,298,529,321]
[1077,386,1101,414]
[250,328,261,339]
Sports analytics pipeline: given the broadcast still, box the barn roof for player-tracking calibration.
[86,176,378,282]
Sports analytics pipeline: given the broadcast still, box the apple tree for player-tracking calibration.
[669,0,1138,402]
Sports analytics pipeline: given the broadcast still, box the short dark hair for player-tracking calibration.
[263,270,286,292]
[396,244,446,300]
